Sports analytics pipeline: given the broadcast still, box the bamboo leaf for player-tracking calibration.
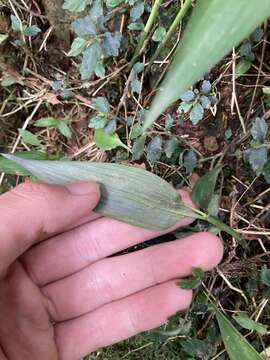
[2,155,189,230]
[143,0,270,130]
[214,305,263,360]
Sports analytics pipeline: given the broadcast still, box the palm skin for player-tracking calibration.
[0,182,223,360]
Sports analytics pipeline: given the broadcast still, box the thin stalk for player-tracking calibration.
[146,0,192,73]
[128,0,163,70]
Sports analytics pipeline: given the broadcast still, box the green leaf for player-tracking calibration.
[165,114,174,130]
[201,80,212,94]
[250,117,268,142]
[67,37,88,57]
[132,135,146,160]
[57,121,72,139]
[143,0,270,130]
[94,62,105,78]
[165,137,179,158]
[192,166,222,210]
[235,58,252,79]
[63,0,92,12]
[181,339,210,358]
[1,75,17,87]
[10,15,22,32]
[245,147,268,176]
[72,16,97,38]
[106,0,124,8]
[2,154,188,231]
[103,31,122,57]
[183,149,197,173]
[152,26,166,42]
[130,123,143,140]
[104,119,116,134]
[190,103,204,125]
[92,96,110,113]
[130,1,144,21]
[180,90,195,102]
[131,79,141,94]
[179,267,205,290]
[88,115,107,129]
[0,151,49,176]
[0,34,8,45]
[94,128,128,151]
[80,42,102,80]
[263,161,270,184]
[23,25,41,37]
[35,117,59,128]
[18,129,40,146]
[214,305,263,360]
[207,193,220,217]
[199,95,211,109]
[233,312,268,335]
[146,136,163,163]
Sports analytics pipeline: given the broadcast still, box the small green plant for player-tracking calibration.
[35,117,72,139]
[178,80,217,125]
[10,15,41,37]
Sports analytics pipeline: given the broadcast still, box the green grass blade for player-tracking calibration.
[143,0,270,130]
[214,306,263,360]
[2,154,186,230]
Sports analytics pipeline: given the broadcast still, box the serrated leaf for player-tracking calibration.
[214,305,263,360]
[165,137,179,158]
[130,1,144,21]
[80,42,102,80]
[201,80,212,94]
[94,128,128,151]
[57,121,72,139]
[72,16,96,38]
[190,103,204,124]
[183,150,197,173]
[103,31,122,57]
[88,115,107,129]
[178,101,193,113]
[35,117,59,127]
[235,58,252,79]
[180,90,195,102]
[18,129,40,146]
[146,136,162,163]
[63,0,92,12]
[132,135,146,160]
[245,147,268,175]
[144,0,270,130]
[68,37,88,57]
[11,15,22,32]
[2,154,189,231]
[152,26,166,42]
[250,117,268,142]
[233,312,268,335]
[23,25,41,37]
[0,34,8,45]
[200,95,211,109]
[192,166,223,210]
[92,96,110,113]
[130,123,143,140]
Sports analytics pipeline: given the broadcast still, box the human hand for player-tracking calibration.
[0,181,223,360]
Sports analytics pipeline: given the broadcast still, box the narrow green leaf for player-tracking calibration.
[94,129,129,151]
[18,129,40,146]
[35,117,59,128]
[2,155,188,230]
[233,312,268,335]
[143,0,270,130]
[192,166,222,210]
[214,306,263,360]
[57,121,72,139]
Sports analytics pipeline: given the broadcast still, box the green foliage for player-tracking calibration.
[18,129,40,146]
[0,34,8,44]
[152,26,166,42]
[179,267,205,290]
[35,117,72,139]
[245,117,269,179]
[178,81,217,125]
[11,15,41,37]
[94,128,129,151]
[232,312,268,335]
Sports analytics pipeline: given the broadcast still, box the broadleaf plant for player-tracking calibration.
[1,155,243,243]
[143,0,270,130]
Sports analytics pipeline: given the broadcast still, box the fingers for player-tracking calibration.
[24,190,195,286]
[0,182,100,271]
[55,281,192,360]
[42,233,223,322]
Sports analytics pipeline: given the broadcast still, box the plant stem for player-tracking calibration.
[146,0,192,73]
[128,0,163,70]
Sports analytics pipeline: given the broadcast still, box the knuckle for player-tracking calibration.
[11,182,51,202]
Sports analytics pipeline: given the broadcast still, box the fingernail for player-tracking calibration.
[65,182,99,196]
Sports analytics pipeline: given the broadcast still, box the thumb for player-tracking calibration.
[0,181,100,272]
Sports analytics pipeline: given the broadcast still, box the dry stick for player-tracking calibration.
[128,0,163,70]
[146,0,192,74]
